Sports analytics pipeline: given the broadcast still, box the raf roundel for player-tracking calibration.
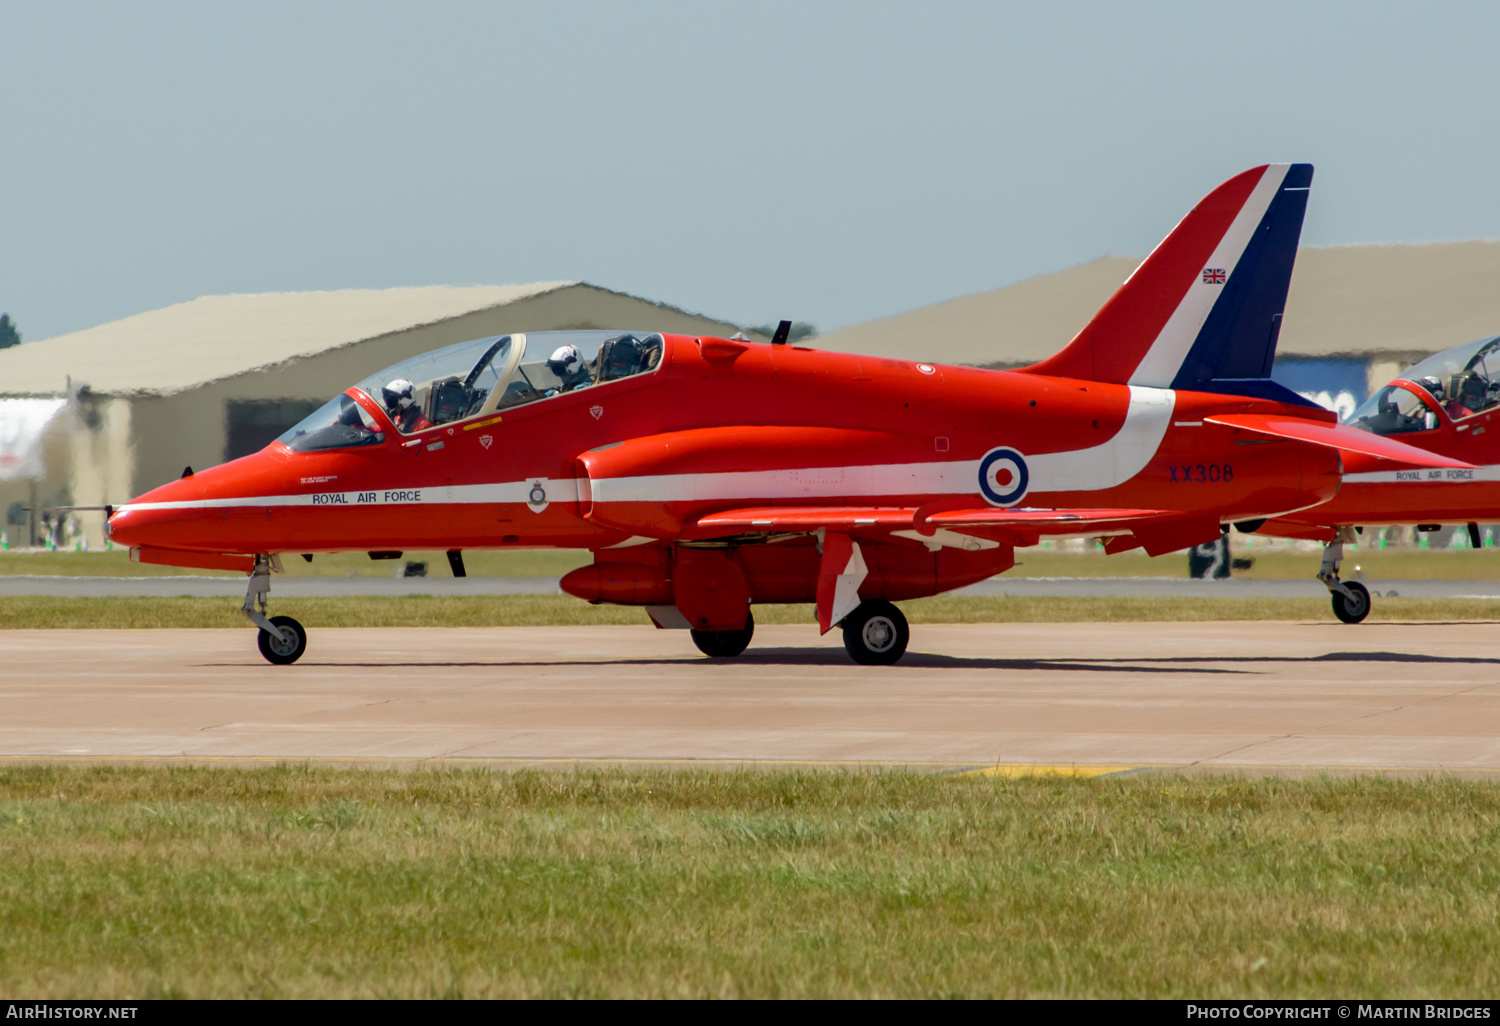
[977,447,1030,507]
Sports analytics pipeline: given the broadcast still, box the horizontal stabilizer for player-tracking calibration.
[1203,414,1476,470]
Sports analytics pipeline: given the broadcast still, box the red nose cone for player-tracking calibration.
[109,448,291,554]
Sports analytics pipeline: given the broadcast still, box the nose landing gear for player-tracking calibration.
[244,554,308,664]
[1318,527,1371,624]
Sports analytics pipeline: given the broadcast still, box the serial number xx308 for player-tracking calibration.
[1168,464,1234,483]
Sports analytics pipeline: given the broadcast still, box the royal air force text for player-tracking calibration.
[310,490,423,505]
[1395,469,1477,482]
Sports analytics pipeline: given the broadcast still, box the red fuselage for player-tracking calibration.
[110,333,1349,608]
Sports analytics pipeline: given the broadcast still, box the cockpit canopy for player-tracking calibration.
[1348,334,1500,436]
[277,330,663,452]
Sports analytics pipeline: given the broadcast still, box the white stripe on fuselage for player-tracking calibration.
[588,386,1175,503]
[117,388,1178,514]
[117,479,580,513]
[1129,164,1291,388]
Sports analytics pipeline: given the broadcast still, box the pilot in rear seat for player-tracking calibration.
[599,335,649,381]
[382,378,435,433]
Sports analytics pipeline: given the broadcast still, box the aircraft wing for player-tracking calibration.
[695,504,1214,559]
[694,507,918,531]
[695,505,1166,534]
[922,507,1168,530]
[1204,414,1476,469]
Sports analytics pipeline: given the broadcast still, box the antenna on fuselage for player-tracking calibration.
[770,320,792,346]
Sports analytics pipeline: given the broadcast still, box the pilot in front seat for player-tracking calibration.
[382,378,435,433]
[545,345,593,396]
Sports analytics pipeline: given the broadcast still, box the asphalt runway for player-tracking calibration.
[4,622,1500,773]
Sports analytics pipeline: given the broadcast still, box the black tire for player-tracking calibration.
[1331,581,1371,625]
[691,610,755,658]
[256,615,308,665]
[841,600,910,666]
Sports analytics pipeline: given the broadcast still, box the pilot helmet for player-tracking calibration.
[547,345,582,376]
[381,378,416,412]
[1418,375,1445,400]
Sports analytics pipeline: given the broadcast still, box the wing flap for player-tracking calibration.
[925,507,1168,532]
[696,505,1168,535]
[1204,414,1476,469]
[693,507,918,531]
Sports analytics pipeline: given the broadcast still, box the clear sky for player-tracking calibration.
[4,1,1499,342]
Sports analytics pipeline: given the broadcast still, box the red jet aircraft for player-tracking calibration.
[106,163,1469,665]
[1250,333,1500,622]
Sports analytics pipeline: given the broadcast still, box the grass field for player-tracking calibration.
[6,544,1500,580]
[1,766,1496,998]
[4,593,1500,629]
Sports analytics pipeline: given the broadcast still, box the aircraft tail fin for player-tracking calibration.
[1023,163,1313,392]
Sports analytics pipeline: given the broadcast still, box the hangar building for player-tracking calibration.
[815,241,1500,420]
[0,282,746,547]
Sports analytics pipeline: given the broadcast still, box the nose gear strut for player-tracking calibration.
[1318,527,1371,624]
[243,554,309,664]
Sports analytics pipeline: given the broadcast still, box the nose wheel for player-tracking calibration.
[257,615,308,664]
[1331,581,1371,625]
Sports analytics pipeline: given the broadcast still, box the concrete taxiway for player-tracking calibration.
[3,622,1499,772]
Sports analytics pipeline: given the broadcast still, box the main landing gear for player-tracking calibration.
[1318,527,1371,625]
[691,610,755,658]
[686,601,912,665]
[841,600,910,666]
[244,554,308,664]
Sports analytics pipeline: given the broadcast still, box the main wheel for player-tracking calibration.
[691,610,755,658]
[841,600,909,666]
[256,615,308,665]
[1331,581,1371,624]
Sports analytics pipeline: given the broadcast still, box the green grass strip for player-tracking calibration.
[2,593,1499,628]
[1,765,1498,997]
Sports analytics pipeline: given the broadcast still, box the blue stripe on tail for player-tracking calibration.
[1170,163,1314,395]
